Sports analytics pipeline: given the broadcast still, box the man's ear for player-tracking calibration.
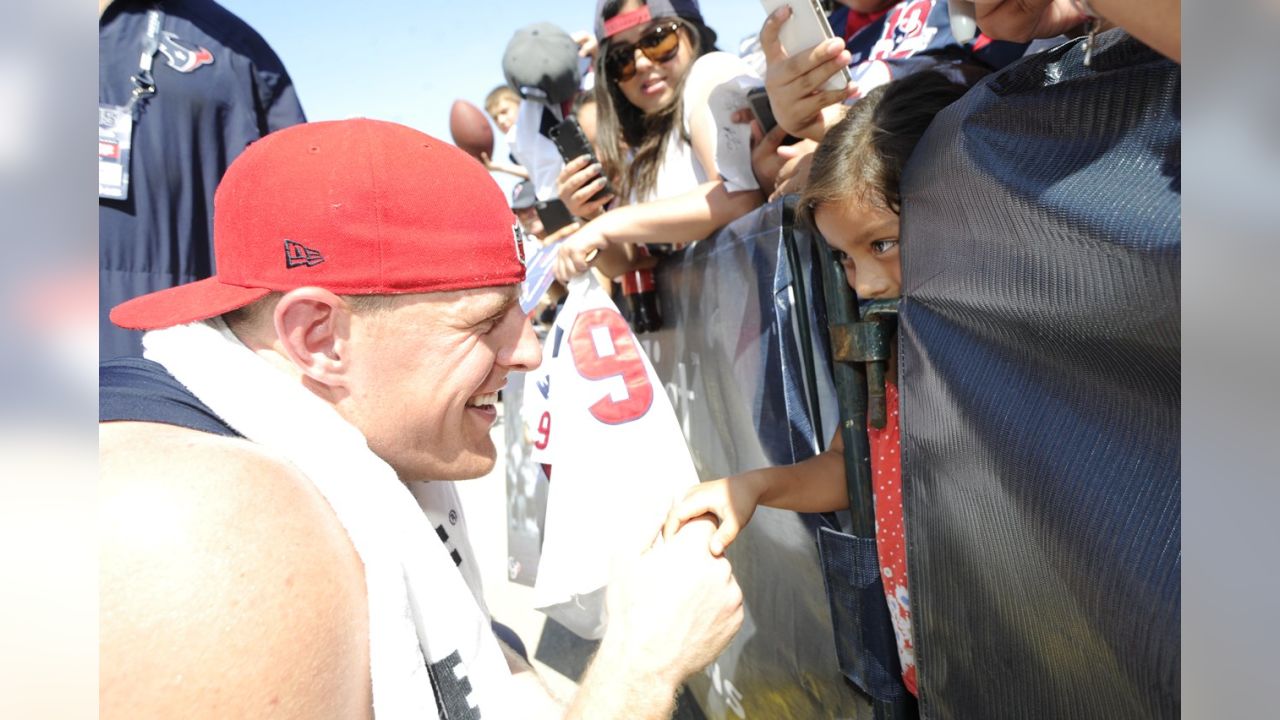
[273,288,354,388]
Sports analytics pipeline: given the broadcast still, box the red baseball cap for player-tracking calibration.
[110,118,527,331]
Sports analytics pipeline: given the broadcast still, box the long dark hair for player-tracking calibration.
[593,0,717,203]
[799,70,975,227]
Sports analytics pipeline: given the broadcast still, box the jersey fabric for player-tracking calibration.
[835,0,1028,96]
[100,356,237,437]
[527,274,699,639]
[99,0,305,360]
[867,380,916,695]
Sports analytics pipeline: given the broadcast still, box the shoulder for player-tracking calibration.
[684,51,755,93]
[680,52,756,121]
[169,0,294,74]
[100,422,370,718]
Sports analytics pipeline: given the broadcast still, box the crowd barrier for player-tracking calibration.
[504,32,1180,714]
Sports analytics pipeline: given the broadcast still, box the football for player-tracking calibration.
[449,99,495,161]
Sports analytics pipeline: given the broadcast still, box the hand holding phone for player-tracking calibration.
[746,87,803,146]
[549,117,615,204]
[948,0,978,43]
[758,0,853,93]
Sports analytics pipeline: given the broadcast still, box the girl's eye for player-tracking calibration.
[871,239,899,255]
[831,248,850,263]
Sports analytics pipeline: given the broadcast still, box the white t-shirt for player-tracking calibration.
[640,51,760,202]
[510,99,566,202]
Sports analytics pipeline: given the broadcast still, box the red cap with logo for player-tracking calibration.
[110,118,527,331]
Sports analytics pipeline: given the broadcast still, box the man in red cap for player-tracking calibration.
[99,118,742,719]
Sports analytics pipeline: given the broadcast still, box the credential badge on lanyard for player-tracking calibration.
[99,9,163,200]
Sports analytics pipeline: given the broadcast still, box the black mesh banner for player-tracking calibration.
[898,30,1180,719]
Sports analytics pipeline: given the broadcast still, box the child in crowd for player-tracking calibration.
[662,70,973,697]
[481,85,530,179]
[484,84,522,134]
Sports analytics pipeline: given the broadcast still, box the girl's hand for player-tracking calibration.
[557,154,615,219]
[663,474,768,556]
[553,221,609,283]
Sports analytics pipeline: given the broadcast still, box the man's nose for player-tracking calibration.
[507,313,542,372]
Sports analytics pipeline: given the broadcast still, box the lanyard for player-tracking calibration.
[128,8,164,118]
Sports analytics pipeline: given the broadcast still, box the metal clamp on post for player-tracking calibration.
[812,231,915,720]
[828,299,898,429]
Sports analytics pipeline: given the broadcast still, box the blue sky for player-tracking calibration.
[219,0,767,143]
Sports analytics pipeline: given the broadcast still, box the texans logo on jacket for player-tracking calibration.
[158,30,215,73]
[867,0,939,61]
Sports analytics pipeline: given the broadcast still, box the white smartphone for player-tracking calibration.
[758,0,853,93]
[947,0,978,43]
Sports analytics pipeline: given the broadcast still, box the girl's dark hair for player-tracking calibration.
[592,0,718,203]
[798,70,975,228]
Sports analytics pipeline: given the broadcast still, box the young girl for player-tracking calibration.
[662,69,974,697]
[553,0,763,281]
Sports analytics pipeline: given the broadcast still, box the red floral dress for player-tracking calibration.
[866,381,917,695]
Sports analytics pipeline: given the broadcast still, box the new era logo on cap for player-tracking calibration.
[284,239,325,268]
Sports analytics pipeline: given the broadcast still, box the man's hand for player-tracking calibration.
[761,6,856,142]
[604,518,744,685]
[566,518,743,719]
[557,154,614,219]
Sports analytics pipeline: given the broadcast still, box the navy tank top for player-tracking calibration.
[99,357,239,437]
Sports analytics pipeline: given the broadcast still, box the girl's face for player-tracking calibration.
[814,196,902,300]
[607,1,697,116]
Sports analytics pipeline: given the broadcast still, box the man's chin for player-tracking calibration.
[387,435,497,482]
[455,453,498,480]
[422,447,498,482]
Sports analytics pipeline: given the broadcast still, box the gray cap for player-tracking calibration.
[502,23,581,106]
[511,180,537,210]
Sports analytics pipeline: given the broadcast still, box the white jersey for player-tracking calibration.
[525,274,699,638]
[643,51,761,203]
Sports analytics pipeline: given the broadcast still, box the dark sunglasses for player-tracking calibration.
[605,21,684,83]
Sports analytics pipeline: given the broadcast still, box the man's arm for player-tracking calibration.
[498,637,572,717]
[493,519,743,720]
[100,422,370,719]
[564,518,744,720]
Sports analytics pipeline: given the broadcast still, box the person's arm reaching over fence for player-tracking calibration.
[973,0,1180,62]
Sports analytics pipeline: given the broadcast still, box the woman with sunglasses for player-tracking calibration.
[553,0,764,282]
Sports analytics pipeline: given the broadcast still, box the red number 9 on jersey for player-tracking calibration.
[569,308,653,425]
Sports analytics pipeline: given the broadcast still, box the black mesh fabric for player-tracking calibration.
[897,31,1180,719]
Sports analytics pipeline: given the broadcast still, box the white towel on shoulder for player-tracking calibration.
[144,319,512,719]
